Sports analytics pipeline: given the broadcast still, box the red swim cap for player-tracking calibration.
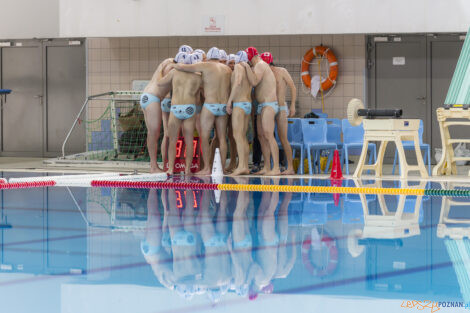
[245,47,259,61]
[260,52,273,64]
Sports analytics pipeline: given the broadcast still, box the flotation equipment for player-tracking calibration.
[301,231,338,277]
[301,46,338,93]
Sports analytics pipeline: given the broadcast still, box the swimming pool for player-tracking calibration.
[0,172,469,313]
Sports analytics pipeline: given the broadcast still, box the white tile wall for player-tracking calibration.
[87,34,366,119]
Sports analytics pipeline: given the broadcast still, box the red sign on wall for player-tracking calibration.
[164,137,201,173]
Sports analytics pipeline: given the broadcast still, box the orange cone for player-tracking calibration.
[330,150,343,179]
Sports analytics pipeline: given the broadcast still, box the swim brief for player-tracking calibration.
[233,102,252,115]
[140,93,160,110]
[161,98,171,113]
[257,101,279,115]
[204,103,227,116]
[171,104,196,120]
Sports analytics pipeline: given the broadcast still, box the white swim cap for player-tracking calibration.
[219,50,228,61]
[174,52,189,64]
[178,45,193,54]
[226,54,236,64]
[190,53,202,64]
[235,51,248,63]
[207,47,221,60]
[194,49,205,56]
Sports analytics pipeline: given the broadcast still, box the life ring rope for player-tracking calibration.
[301,232,339,277]
[301,45,338,99]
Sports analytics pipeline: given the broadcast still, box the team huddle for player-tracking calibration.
[140,45,297,176]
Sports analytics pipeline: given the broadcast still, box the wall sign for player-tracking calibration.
[202,15,225,35]
[393,57,406,66]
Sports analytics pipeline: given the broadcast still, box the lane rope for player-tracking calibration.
[0,178,469,198]
[88,180,470,197]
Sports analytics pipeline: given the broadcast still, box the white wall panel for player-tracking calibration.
[0,0,59,39]
[60,0,470,38]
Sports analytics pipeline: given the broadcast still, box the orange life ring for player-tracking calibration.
[301,232,338,277]
[301,46,338,92]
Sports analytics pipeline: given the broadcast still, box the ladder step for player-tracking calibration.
[448,139,470,144]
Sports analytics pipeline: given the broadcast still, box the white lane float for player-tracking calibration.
[7,172,168,188]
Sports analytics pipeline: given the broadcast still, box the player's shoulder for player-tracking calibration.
[234,63,245,70]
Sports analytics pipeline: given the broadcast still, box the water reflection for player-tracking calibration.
[437,182,470,306]
[1,174,470,312]
[141,177,298,302]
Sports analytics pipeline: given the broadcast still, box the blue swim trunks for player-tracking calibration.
[257,101,279,115]
[171,230,197,247]
[140,240,161,256]
[204,233,228,248]
[161,98,171,113]
[278,105,288,114]
[233,234,253,249]
[196,105,202,114]
[233,102,252,115]
[171,104,196,120]
[140,93,160,110]
[204,103,227,116]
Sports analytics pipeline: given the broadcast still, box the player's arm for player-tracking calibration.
[156,69,175,87]
[226,68,243,114]
[156,58,174,80]
[242,62,264,86]
[172,63,206,73]
[282,69,297,117]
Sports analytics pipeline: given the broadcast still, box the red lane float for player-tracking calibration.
[0,181,56,189]
[90,180,219,190]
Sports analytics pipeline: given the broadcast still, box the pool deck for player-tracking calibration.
[1,157,470,183]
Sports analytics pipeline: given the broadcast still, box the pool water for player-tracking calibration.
[0,172,469,313]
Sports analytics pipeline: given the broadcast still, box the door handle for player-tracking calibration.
[416,96,426,101]
[34,94,43,105]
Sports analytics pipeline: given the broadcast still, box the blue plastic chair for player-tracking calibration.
[287,119,305,174]
[324,118,343,171]
[302,196,329,225]
[312,109,328,118]
[392,120,431,175]
[341,119,377,175]
[301,119,337,175]
[274,118,305,174]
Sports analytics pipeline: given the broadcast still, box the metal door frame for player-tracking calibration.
[0,38,85,157]
[0,39,43,157]
[367,34,429,143]
[42,39,86,157]
[367,33,466,162]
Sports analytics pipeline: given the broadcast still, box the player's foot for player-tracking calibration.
[265,169,281,176]
[229,167,250,176]
[196,168,212,175]
[252,168,267,175]
[150,166,165,174]
[281,168,296,175]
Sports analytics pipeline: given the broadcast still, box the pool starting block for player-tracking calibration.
[355,180,425,239]
[354,119,428,179]
[347,99,428,179]
[434,107,470,176]
[434,28,470,176]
